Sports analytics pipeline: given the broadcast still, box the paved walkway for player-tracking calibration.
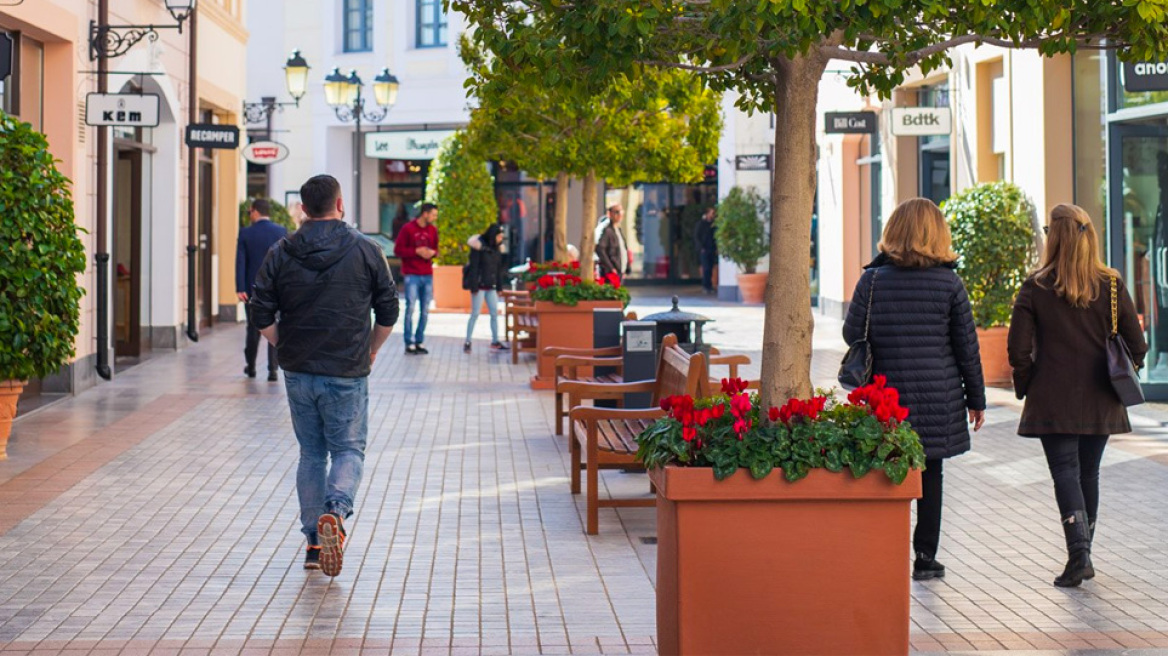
[1,291,1167,655]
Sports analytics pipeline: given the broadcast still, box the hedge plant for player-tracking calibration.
[425,131,498,266]
[0,111,87,381]
[237,197,296,232]
[944,181,1037,328]
[715,186,769,274]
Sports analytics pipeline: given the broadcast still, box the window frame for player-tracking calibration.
[342,0,373,53]
[415,0,447,49]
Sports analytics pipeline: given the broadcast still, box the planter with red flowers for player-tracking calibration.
[528,272,630,389]
[638,377,925,656]
[519,260,582,290]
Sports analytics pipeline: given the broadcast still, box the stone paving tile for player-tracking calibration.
[1,293,1167,654]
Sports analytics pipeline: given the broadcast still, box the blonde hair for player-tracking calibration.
[1033,204,1113,308]
[878,198,958,268]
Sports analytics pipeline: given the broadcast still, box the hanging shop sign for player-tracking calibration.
[889,107,951,137]
[185,124,240,149]
[735,154,772,171]
[0,33,13,80]
[241,140,290,165]
[365,130,456,160]
[825,111,877,134]
[85,93,161,127]
[1122,61,1168,93]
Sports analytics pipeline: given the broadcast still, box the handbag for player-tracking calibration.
[1107,275,1144,406]
[838,269,877,389]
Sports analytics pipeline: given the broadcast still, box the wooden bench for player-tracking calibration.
[503,291,539,364]
[567,334,710,534]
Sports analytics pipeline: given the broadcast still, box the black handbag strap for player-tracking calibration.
[862,269,878,340]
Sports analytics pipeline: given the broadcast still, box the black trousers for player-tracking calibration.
[244,304,278,373]
[913,458,944,558]
[1039,435,1108,523]
[699,248,717,291]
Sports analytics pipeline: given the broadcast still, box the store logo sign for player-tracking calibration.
[365,130,456,160]
[890,107,951,137]
[1123,61,1168,92]
[85,93,161,127]
[185,124,240,149]
[242,141,290,165]
[825,111,877,134]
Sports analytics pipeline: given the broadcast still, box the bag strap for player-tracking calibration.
[863,269,877,340]
[1110,275,1118,338]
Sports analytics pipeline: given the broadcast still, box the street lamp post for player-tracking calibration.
[324,67,399,229]
[242,50,310,139]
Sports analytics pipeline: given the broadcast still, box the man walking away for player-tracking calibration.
[695,207,718,294]
[236,198,287,381]
[250,175,399,577]
[394,202,439,354]
[597,204,629,281]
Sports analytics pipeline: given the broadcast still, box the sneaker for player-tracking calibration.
[490,342,510,351]
[317,513,347,577]
[304,545,321,571]
[267,370,279,382]
[415,344,430,355]
[244,366,256,379]
[463,342,472,354]
[912,553,946,581]
[405,344,417,355]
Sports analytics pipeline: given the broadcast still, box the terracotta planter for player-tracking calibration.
[0,381,25,460]
[977,326,1012,388]
[651,466,922,656]
[531,299,624,390]
[432,264,471,312]
[736,271,767,304]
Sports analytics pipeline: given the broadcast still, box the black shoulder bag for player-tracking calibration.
[1107,275,1144,406]
[838,269,877,390]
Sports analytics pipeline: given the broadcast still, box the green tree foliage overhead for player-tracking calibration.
[0,111,87,381]
[716,186,770,274]
[425,131,499,267]
[944,182,1038,329]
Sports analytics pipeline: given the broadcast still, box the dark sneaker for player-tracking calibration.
[405,344,417,355]
[463,342,472,354]
[304,546,321,571]
[490,342,510,351]
[912,553,946,580]
[415,344,430,355]
[317,513,347,577]
[267,370,279,382]
[244,366,256,378]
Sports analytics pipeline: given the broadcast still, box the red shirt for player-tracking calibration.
[394,219,439,276]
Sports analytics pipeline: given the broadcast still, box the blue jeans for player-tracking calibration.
[466,289,499,342]
[403,274,432,346]
[284,371,368,545]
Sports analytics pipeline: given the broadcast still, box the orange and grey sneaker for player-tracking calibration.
[304,545,322,571]
[317,513,346,577]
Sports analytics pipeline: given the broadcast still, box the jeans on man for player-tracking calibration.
[466,289,499,343]
[244,304,279,373]
[403,274,433,346]
[284,371,368,545]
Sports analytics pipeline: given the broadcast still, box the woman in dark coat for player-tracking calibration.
[463,223,509,354]
[844,197,986,581]
[1008,204,1147,588]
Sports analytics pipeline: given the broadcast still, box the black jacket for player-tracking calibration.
[250,220,399,378]
[597,222,627,277]
[695,219,717,253]
[843,254,986,459]
[235,219,287,294]
[463,224,506,292]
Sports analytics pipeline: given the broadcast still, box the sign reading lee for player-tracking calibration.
[242,141,290,165]
[890,107,951,137]
[85,93,161,127]
[1122,61,1168,93]
[185,124,240,149]
[365,130,456,160]
[825,111,877,134]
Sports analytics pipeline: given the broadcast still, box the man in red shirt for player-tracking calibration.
[393,203,439,354]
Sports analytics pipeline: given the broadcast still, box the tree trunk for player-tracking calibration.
[759,54,828,409]
[554,171,570,262]
[578,170,599,282]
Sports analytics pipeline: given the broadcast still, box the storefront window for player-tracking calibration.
[609,180,716,282]
[918,83,951,204]
[378,159,428,239]
[0,31,12,115]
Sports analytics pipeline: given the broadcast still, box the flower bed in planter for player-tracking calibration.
[529,273,629,389]
[638,377,925,655]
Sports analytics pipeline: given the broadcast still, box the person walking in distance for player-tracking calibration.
[250,175,399,576]
[1008,204,1147,587]
[597,204,629,281]
[462,223,509,354]
[236,198,287,381]
[843,198,986,581]
[394,203,439,354]
[695,206,718,294]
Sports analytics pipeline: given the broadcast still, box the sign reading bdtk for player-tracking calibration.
[185,124,240,149]
[890,107,951,137]
[1123,61,1168,92]
[0,33,13,81]
[85,93,161,127]
[825,111,877,134]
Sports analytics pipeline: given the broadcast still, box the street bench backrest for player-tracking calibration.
[651,334,709,404]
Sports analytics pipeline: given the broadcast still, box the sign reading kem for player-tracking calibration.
[86,93,161,127]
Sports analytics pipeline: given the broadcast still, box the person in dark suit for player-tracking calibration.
[236,198,288,381]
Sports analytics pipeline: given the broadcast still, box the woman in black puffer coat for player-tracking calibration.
[844,197,987,581]
[462,223,509,354]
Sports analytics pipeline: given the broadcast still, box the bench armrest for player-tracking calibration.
[558,379,656,395]
[569,406,668,422]
[709,354,751,366]
[555,355,624,369]
[544,345,622,358]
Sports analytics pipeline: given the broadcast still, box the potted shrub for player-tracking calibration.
[944,181,1037,387]
[714,186,769,303]
[637,376,925,655]
[528,272,629,389]
[0,111,87,458]
[425,131,499,311]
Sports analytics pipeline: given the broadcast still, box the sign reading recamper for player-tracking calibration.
[890,107,951,137]
[185,124,240,149]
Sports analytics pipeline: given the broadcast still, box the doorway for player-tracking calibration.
[113,149,143,357]
[198,157,215,328]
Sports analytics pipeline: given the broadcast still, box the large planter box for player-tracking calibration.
[432,264,470,312]
[977,326,1011,388]
[530,299,624,390]
[650,466,922,656]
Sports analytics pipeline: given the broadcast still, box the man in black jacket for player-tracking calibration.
[250,175,399,577]
[596,204,629,281]
[236,198,287,380]
[694,207,718,294]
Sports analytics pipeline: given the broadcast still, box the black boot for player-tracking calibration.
[912,552,946,580]
[1054,510,1094,588]
[1084,518,1097,580]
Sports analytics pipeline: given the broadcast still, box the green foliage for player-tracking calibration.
[238,198,296,232]
[715,186,769,274]
[944,182,1037,328]
[0,111,87,381]
[529,274,631,307]
[425,131,499,267]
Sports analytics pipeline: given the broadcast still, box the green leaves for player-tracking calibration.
[715,186,769,273]
[425,131,500,267]
[0,111,87,381]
